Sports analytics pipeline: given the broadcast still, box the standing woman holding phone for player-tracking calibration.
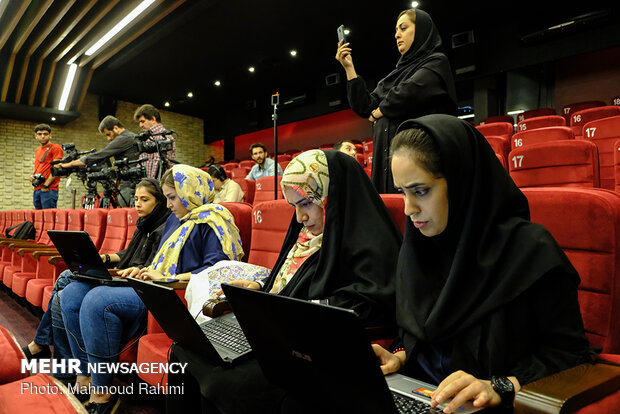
[336,8,457,193]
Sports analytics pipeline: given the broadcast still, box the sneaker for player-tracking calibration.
[85,394,121,414]
[21,344,51,360]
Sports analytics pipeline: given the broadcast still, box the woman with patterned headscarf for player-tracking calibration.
[59,165,243,412]
[167,150,402,413]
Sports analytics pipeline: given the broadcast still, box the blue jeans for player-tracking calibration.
[32,270,75,379]
[60,282,147,387]
[33,189,58,209]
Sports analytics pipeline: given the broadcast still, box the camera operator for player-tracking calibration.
[133,104,176,178]
[59,116,139,207]
[31,124,63,209]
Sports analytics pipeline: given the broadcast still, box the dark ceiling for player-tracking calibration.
[1,0,619,135]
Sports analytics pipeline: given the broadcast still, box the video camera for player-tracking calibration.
[50,143,96,177]
[32,173,45,187]
[85,158,146,183]
[134,129,175,154]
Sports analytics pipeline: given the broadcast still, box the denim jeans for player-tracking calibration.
[60,282,147,387]
[33,189,58,209]
[32,270,75,379]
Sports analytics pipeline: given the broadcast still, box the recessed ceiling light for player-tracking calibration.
[289,50,297,57]
[164,101,170,107]
[248,66,255,72]
[214,80,221,86]
[187,92,193,98]
[51,117,56,121]
[58,63,78,110]
[411,1,419,7]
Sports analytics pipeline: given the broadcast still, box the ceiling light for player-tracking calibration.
[214,80,221,86]
[289,50,297,57]
[85,0,156,56]
[51,117,56,121]
[187,92,193,98]
[58,64,78,111]
[507,109,524,115]
[164,101,170,107]
[458,114,475,119]
[411,1,419,7]
[248,66,255,72]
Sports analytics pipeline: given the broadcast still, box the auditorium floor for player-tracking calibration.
[0,287,165,413]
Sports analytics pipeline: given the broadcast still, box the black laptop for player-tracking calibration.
[221,284,482,414]
[47,230,129,285]
[128,278,252,365]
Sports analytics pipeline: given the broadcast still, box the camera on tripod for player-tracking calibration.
[134,129,175,154]
[114,158,147,182]
[50,143,96,177]
[32,174,46,187]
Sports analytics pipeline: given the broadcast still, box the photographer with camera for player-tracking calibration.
[133,104,176,179]
[31,124,63,209]
[59,116,139,207]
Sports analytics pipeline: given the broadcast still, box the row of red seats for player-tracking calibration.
[1,187,619,411]
[477,115,620,193]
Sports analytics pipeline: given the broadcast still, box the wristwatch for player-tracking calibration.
[491,376,515,408]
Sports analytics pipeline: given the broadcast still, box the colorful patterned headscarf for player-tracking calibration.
[270,150,329,293]
[151,165,244,279]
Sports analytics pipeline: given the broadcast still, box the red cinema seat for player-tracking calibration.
[363,139,373,158]
[561,100,606,124]
[239,160,254,169]
[0,326,28,384]
[0,373,87,412]
[523,188,620,353]
[279,160,291,171]
[253,176,283,204]
[379,194,406,235]
[98,209,128,255]
[515,108,556,123]
[496,154,507,170]
[283,150,299,156]
[232,178,255,204]
[476,122,513,141]
[582,115,620,191]
[478,115,514,125]
[83,209,108,250]
[231,166,250,179]
[248,199,293,269]
[364,166,372,178]
[219,202,253,261]
[516,115,565,132]
[570,106,620,137]
[615,139,620,194]
[125,208,139,248]
[484,136,510,161]
[509,140,599,189]
[511,126,574,151]
[277,154,293,162]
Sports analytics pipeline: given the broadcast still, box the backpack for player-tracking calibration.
[5,220,36,240]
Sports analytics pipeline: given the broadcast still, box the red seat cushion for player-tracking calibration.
[0,327,27,384]
[25,278,54,307]
[137,333,174,387]
[0,373,84,411]
[41,285,53,312]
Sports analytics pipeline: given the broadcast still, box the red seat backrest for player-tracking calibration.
[561,100,606,124]
[516,115,565,133]
[220,202,253,262]
[355,153,365,167]
[37,209,57,245]
[475,122,513,141]
[496,153,507,170]
[231,167,250,179]
[83,209,108,250]
[232,178,255,204]
[363,139,373,156]
[247,199,293,269]
[253,176,283,204]
[53,210,68,231]
[279,160,291,171]
[511,126,574,151]
[484,136,510,160]
[66,209,85,231]
[479,115,514,125]
[379,194,406,235]
[516,108,556,123]
[523,188,620,353]
[99,209,128,255]
[32,210,45,242]
[582,115,620,191]
[239,160,254,169]
[509,140,599,188]
[570,106,620,137]
[125,208,139,249]
[277,154,293,161]
[615,139,620,194]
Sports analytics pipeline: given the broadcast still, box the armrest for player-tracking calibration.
[8,241,44,250]
[514,362,620,414]
[17,247,57,256]
[48,255,64,265]
[202,299,232,318]
[32,249,60,259]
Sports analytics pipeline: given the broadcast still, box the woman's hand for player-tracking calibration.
[371,344,405,375]
[118,267,141,278]
[431,371,519,413]
[368,107,384,123]
[132,267,165,281]
[335,40,357,80]
[215,279,262,297]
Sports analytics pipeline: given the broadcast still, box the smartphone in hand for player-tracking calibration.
[337,25,347,43]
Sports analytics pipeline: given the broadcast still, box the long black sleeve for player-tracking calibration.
[347,77,380,118]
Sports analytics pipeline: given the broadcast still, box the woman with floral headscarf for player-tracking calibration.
[59,165,243,413]
[167,150,402,414]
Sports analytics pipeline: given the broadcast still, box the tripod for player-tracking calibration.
[154,148,179,181]
[82,180,99,210]
[99,180,120,209]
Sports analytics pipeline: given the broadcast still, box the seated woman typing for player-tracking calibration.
[167,149,402,413]
[59,165,243,413]
[373,114,591,413]
[20,178,170,377]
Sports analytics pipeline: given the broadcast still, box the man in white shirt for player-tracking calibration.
[245,143,283,181]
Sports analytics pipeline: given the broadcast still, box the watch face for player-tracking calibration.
[492,376,514,393]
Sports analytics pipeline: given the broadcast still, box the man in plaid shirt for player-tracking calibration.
[133,104,176,179]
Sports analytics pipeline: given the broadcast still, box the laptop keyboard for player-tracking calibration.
[200,317,251,354]
[392,391,443,414]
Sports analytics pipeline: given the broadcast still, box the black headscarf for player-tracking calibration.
[117,178,171,269]
[394,114,579,349]
[262,150,402,326]
[374,9,457,105]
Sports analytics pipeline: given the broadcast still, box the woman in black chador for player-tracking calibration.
[336,8,457,194]
[166,150,402,413]
[373,114,590,413]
